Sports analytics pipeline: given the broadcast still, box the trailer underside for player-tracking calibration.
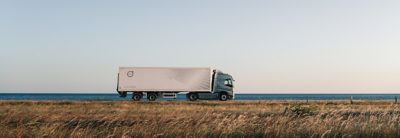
[117,91,233,101]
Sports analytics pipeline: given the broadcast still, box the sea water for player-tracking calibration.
[1,93,399,101]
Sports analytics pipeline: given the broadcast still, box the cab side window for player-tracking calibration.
[224,80,229,85]
[224,79,233,87]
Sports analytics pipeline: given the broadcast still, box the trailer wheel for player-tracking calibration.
[147,93,157,101]
[187,93,198,101]
[132,93,142,101]
[219,93,228,101]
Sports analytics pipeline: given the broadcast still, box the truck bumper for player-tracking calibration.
[227,92,235,100]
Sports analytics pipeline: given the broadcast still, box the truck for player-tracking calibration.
[116,67,234,101]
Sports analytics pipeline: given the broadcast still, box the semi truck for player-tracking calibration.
[116,67,234,101]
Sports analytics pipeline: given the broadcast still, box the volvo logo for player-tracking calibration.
[127,71,134,77]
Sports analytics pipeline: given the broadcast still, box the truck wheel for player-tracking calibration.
[147,93,157,101]
[132,93,142,101]
[187,93,198,101]
[219,93,228,101]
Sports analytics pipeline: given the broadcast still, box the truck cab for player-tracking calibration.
[186,70,234,101]
[213,70,235,99]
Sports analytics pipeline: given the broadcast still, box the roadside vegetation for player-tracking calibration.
[1,100,400,137]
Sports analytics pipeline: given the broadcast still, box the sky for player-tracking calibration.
[1,0,400,93]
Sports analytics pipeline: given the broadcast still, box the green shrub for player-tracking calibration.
[289,105,316,116]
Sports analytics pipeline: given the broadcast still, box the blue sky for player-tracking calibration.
[1,0,400,93]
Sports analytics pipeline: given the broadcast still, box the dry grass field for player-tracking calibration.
[1,100,400,138]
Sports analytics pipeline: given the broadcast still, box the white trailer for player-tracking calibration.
[117,67,235,101]
[118,67,212,92]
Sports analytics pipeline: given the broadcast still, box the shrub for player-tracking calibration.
[288,105,316,116]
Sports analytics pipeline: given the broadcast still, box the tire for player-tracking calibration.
[147,93,157,101]
[219,93,228,101]
[132,93,142,101]
[187,93,198,101]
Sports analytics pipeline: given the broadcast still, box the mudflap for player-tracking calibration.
[118,92,127,97]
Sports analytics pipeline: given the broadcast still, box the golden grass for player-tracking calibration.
[1,100,400,137]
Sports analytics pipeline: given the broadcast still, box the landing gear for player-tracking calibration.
[187,93,198,101]
[147,93,158,101]
[118,92,127,97]
[132,93,142,101]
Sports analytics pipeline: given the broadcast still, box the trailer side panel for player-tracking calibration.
[118,67,212,92]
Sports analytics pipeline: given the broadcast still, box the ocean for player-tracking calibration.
[1,93,400,101]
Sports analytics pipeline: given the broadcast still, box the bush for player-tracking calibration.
[288,105,316,116]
